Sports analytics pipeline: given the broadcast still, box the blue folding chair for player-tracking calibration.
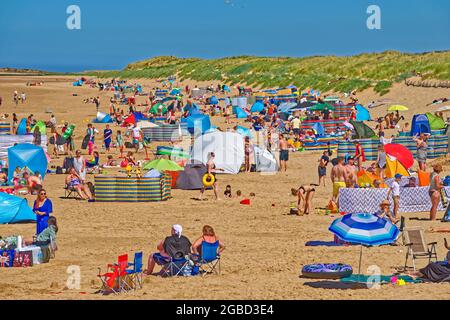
[197,241,221,276]
[125,252,143,290]
[162,257,190,277]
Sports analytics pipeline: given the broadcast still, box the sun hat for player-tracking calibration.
[395,173,403,179]
[380,200,391,207]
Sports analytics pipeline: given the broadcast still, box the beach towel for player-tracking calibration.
[340,274,422,284]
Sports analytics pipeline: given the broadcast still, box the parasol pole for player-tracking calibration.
[358,244,363,275]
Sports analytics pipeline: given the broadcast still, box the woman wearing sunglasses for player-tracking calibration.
[33,189,53,236]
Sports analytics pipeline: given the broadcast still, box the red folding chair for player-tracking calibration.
[97,265,120,295]
[116,254,132,292]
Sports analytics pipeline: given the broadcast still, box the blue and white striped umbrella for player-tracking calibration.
[329,213,400,246]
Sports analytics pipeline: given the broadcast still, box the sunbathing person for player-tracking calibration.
[192,225,226,256]
[144,224,192,275]
[407,239,450,282]
[292,185,316,215]
[65,168,94,201]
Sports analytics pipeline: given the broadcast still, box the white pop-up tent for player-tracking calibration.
[190,131,244,174]
[253,146,278,172]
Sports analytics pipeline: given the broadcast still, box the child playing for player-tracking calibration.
[116,130,124,158]
[224,185,232,198]
[387,173,402,221]
[376,200,399,224]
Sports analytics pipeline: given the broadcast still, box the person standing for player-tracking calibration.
[86,124,96,156]
[429,164,444,221]
[387,173,402,222]
[291,116,301,138]
[278,134,289,172]
[13,91,19,106]
[244,136,251,173]
[116,130,124,158]
[12,113,18,134]
[331,157,347,204]
[318,151,330,187]
[21,92,26,103]
[103,124,113,153]
[131,123,142,153]
[94,96,100,112]
[33,189,53,235]
[200,152,224,201]
[353,140,366,170]
[376,144,387,179]
[414,133,428,171]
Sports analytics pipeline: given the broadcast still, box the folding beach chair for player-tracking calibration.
[115,254,133,292]
[64,183,81,199]
[97,264,120,295]
[159,256,189,277]
[196,241,221,276]
[403,227,438,271]
[126,252,143,290]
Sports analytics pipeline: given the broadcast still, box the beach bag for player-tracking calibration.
[327,200,338,213]
[56,166,63,174]
[418,170,430,187]
[38,245,51,263]
[0,250,15,267]
[13,251,33,267]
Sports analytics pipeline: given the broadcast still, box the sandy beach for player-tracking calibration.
[0,75,449,300]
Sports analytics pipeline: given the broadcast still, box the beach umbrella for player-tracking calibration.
[388,105,408,111]
[329,213,399,274]
[383,143,414,169]
[143,158,184,171]
[435,105,450,113]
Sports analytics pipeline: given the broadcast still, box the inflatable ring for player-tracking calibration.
[202,173,215,187]
[301,263,353,279]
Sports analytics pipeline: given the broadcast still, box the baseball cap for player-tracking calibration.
[172,224,183,238]
[395,174,403,179]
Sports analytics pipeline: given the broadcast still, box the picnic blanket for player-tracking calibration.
[338,186,450,214]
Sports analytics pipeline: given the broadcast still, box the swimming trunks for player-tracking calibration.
[333,181,346,197]
[280,150,289,161]
[318,166,327,177]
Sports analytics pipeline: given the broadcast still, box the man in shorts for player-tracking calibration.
[318,151,330,187]
[331,157,347,203]
[131,124,142,153]
[278,134,289,172]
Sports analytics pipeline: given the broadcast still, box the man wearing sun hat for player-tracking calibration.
[376,199,399,224]
[387,173,403,222]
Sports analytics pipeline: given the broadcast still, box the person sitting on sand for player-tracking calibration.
[375,200,399,224]
[407,239,450,282]
[65,168,94,201]
[24,216,58,246]
[103,155,118,167]
[224,185,232,198]
[27,171,43,195]
[291,185,315,215]
[144,224,192,275]
[124,151,137,166]
[192,225,226,256]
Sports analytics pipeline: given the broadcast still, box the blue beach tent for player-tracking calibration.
[410,114,431,136]
[186,114,211,135]
[235,107,248,119]
[355,104,371,121]
[0,193,36,224]
[209,96,219,105]
[8,144,48,183]
[17,118,28,135]
[251,102,264,113]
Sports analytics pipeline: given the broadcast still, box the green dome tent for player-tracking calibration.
[350,120,377,139]
[31,121,47,134]
[425,113,446,130]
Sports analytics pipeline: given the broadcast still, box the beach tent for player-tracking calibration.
[170,88,181,96]
[232,97,247,109]
[7,144,48,183]
[425,113,446,130]
[236,126,253,138]
[253,146,278,172]
[93,111,113,123]
[175,163,208,190]
[190,131,245,174]
[122,113,136,126]
[410,114,431,136]
[209,96,219,105]
[312,122,325,136]
[31,121,47,134]
[350,120,376,139]
[185,114,211,135]
[0,193,36,224]
[356,104,371,121]
[235,107,248,119]
[251,102,264,113]
[223,85,231,92]
[385,155,410,178]
[17,118,28,135]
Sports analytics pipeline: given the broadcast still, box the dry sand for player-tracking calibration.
[0,76,449,300]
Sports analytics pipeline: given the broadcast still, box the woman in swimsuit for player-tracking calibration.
[292,185,316,215]
[429,164,444,221]
[192,225,226,256]
[200,152,224,201]
[66,168,94,201]
[414,133,428,171]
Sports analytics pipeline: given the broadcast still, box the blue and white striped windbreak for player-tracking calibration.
[329,213,400,246]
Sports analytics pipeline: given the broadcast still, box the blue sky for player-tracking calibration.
[0,0,449,72]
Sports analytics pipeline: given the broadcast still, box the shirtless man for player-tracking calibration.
[345,157,359,187]
[330,157,347,203]
[279,134,289,172]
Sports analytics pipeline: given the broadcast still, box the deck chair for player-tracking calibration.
[160,256,189,277]
[196,241,221,276]
[97,265,120,295]
[114,254,133,292]
[64,183,81,199]
[126,252,143,290]
[403,227,438,271]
